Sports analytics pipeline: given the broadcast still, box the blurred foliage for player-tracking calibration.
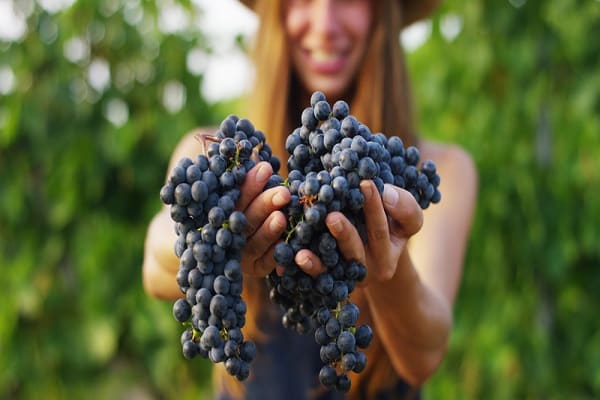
[0,0,599,399]
[0,1,223,399]
[411,1,600,399]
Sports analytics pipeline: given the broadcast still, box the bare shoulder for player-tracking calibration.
[418,140,478,236]
[419,140,478,195]
[420,140,476,175]
[409,141,478,305]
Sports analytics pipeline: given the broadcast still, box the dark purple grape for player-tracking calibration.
[339,148,358,171]
[405,146,420,166]
[301,107,318,130]
[314,274,334,297]
[340,116,358,137]
[315,326,329,345]
[320,342,341,363]
[239,341,256,362]
[173,298,191,322]
[209,294,228,318]
[355,324,373,348]
[236,118,255,136]
[314,100,331,121]
[182,340,199,359]
[169,165,186,185]
[336,374,351,392]
[228,211,247,234]
[225,357,241,375]
[174,183,192,206]
[325,317,341,338]
[338,302,359,328]
[336,331,356,353]
[160,184,175,204]
[341,353,356,371]
[310,90,326,107]
[357,157,378,179]
[274,242,295,267]
[286,132,302,154]
[332,100,349,120]
[209,155,227,176]
[319,365,337,388]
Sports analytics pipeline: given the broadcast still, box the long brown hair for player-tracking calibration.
[214,0,419,398]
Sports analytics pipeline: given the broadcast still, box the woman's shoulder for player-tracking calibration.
[419,140,478,214]
[419,140,476,172]
[420,140,478,187]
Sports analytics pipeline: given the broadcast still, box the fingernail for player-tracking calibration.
[298,255,312,271]
[269,216,284,233]
[360,180,373,200]
[256,163,271,182]
[328,216,343,234]
[383,184,399,207]
[272,190,288,207]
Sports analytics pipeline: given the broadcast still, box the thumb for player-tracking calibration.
[382,184,423,237]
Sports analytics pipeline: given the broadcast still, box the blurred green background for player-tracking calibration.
[1,1,599,399]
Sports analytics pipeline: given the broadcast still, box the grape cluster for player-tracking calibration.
[264,91,441,392]
[160,116,280,381]
[160,90,441,392]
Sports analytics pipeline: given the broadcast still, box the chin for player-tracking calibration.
[307,80,347,101]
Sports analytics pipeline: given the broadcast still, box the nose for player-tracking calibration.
[311,0,340,37]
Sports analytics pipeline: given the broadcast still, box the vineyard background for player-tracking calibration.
[1,1,599,399]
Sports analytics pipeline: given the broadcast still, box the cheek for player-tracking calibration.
[284,8,306,44]
[343,4,372,44]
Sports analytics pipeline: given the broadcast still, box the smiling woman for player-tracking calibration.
[284,0,373,99]
[142,0,478,399]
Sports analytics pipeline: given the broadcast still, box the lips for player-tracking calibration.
[303,48,348,74]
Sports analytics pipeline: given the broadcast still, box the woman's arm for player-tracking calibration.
[321,144,477,386]
[142,130,208,299]
[368,144,477,386]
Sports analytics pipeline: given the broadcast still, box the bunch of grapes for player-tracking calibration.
[265,91,441,392]
[159,115,280,381]
[160,90,441,393]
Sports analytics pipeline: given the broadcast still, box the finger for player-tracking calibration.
[325,212,366,264]
[295,248,327,278]
[382,184,423,238]
[242,186,290,237]
[241,211,287,276]
[359,180,395,280]
[360,180,392,247]
[236,162,276,212]
[250,244,278,277]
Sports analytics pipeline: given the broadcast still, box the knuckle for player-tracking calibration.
[379,266,395,281]
[368,227,388,242]
[244,221,259,237]
[408,207,424,234]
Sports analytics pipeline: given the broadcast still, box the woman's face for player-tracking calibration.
[285,0,373,100]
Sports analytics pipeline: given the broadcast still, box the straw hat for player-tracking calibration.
[239,0,440,27]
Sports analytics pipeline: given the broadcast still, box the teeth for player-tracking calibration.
[311,51,340,62]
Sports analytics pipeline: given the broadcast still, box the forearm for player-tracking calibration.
[363,249,452,387]
[142,208,182,300]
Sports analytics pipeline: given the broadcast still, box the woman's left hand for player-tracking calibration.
[291,180,423,283]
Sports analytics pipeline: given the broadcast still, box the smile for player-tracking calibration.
[304,49,348,74]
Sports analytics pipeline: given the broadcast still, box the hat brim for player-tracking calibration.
[238,0,440,27]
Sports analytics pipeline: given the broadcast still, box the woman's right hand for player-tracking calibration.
[143,132,291,298]
[236,161,291,277]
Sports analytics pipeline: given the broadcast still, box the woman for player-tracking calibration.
[143,0,478,399]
